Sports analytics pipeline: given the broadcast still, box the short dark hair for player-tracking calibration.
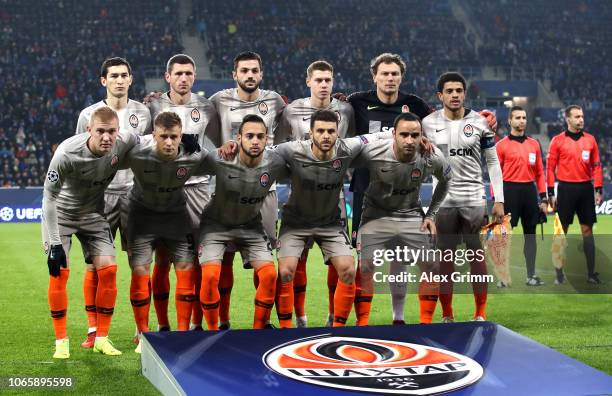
[238,114,267,135]
[306,60,333,78]
[436,72,467,93]
[370,53,406,76]
[100,57,132,78]
[166,54,196,73]
[154,111,182,130]
[233,51,263,71]
[565,104,582,117]
[509,105,526,118]
[393,112,422,131]
[310,109,339,130]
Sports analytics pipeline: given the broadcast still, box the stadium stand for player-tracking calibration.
[0,0,182,187]
[1,0,609,185]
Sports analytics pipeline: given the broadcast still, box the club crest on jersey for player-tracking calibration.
[411,168,422,181]
[176,167,188,179]
[258,101,269,115]
[402,104,410,113]
[260,172,270,187]
[191,108,201,122]
[129,114,139,128]
[47,170,59,183]
[264,335,484,395]
[110,155,119,167]
[332,159,342,172]
[463,124,474,137]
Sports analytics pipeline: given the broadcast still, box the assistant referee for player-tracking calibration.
[547,105,604,284]
[496,106,547,286]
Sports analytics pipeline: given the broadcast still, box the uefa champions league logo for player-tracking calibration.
[0,207,14,222]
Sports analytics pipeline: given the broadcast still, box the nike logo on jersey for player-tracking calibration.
[144,170,156,173]
[435,128,445,133]
[229,107,240,111]
[367,105,380,111]
[302,117,310,121]
[228,175,240,179]
[380,168,393,173]
[301,163,314,168]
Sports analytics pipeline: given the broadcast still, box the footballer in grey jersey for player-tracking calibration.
[421,72,504,322]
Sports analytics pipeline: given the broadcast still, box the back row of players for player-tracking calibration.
[43,51,602,359]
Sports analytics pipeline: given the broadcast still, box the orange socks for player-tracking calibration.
[200,265,221,330]
[253,264,276,329]
[293,256,307,319]
[219,252,235,325]
[49,268,70,340]
[95,265,117,337]
[418,281,438,324]
[176,269,195,331]
[152,263,170,328]
[333,280,356,327]
[83,270,98,330]
[130,273,151,333]
[354,268,373,326]
[471,259,488,319]
[327,264,338,317]
[277,279,294,328]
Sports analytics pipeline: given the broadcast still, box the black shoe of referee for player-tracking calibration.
[587,272,602,285]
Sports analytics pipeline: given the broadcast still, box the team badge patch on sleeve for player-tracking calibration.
[191,108,201,122]
[359,135,369,144]
[264,335,484,394]
[129,114,139,128]
[47,170,59,183]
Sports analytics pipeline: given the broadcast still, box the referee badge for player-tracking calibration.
[191,108,201,122]
[129,114,139,128]
[260,172,270,187]
[463,124,474,137]
[411,168,422,181]
[176,167,188,179]
[332,159,342,172]
[582,150,590,161]
[258,101,269,115]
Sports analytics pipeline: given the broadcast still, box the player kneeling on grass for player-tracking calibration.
[199,115,288,330]
[121,112,212,353]
[43,107,140,358]
[355,112,451,325]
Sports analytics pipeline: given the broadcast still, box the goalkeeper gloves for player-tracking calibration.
[48,244,67,277]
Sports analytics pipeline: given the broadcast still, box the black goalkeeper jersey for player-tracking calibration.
[347,90,433,192]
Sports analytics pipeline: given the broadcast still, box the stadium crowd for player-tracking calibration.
[1,0,610,186]
[0,0,182,186]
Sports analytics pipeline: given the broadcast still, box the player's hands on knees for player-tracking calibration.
[181,133,201,154]
[48,244,67,277]
[480,109,498,133]
[491,202,504,223]
[218,140,238,160]
[142,91,163,105]
[420,137,435,157]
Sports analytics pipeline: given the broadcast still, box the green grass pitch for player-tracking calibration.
[0,217,610,394]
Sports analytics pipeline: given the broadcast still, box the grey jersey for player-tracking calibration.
[75,99,151,192]
[423,109,497,207]
[43,131,139,244]
[274,97,355,143]
[122,135,213,212]
[148,92,220,185]
[276,134,385,227]
[202,151,288,226]
[210,88,285,144]
[354,140,451,221]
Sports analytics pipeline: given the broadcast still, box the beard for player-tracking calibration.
[240,142,263,158]
[237,79,260,93]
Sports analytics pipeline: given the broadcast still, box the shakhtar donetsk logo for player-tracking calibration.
[176,167,188,179]
[129,114,139,128]
[463,124,474,137]
[191,108,200,122]
[260,172,270,187]
[332,159,342,172]
[402,105,410,113]
[263,335,483,395]
[410,168,422,181]
[258,101,269,115]
[110,155,119,167]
